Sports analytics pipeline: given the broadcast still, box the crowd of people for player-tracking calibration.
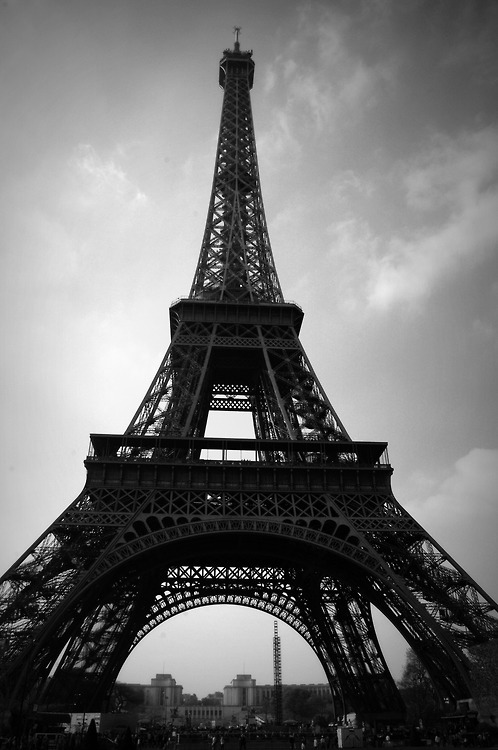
[1,723,497,750]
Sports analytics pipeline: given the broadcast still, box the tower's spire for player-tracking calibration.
[190,41,283,302]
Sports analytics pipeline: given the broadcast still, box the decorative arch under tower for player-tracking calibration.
[1,37,498,725]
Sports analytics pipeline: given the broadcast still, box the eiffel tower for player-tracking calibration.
[1,32,498,725]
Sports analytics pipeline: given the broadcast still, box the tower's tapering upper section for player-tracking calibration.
[189,36,284,304]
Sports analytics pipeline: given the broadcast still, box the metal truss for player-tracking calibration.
[1,445,497,717]
[273,621,283,725]
[125,310,349,441]
[2,39,498,725]
[189,47,283,303]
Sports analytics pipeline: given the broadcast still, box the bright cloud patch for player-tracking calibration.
[367,127,498,311]
[326,217,380,313]
[69,144,148,213]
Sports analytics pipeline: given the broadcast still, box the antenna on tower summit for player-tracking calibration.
[233,26,241,52]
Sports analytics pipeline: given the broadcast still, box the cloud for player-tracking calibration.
[323,128,498,313]
[34,144,152,292]
[260,6,394,169]
[472,312,498,351]
[367,128,498,311]
[440,1,498,86]
[68,143,148,214]
[403,129,498,213]
[325,217,379,313]
[256,103,302,173]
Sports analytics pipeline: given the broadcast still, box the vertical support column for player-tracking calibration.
[273,620,282,725]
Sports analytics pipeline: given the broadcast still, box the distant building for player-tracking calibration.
[116,672,332,728]
[142,673,183,724]
[223,674,257,708]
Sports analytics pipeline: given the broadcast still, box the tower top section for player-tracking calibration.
[220,27,255,89]
[190,36,283,303]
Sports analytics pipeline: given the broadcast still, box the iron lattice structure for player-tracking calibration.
[1,38,498,724]
[273,621,282,726]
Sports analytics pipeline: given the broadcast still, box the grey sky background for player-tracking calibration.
[1,0,497,698]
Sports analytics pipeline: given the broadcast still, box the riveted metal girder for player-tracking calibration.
[1,440,497,718]
[125,309,350,441]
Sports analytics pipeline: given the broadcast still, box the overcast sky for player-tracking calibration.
[1,0,498,699]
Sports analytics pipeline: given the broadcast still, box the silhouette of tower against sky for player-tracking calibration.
[1,33,498,723]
